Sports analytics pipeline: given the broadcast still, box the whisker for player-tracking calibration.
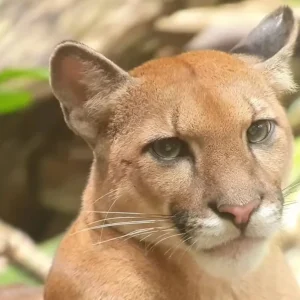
[100,190,120,242]
[71,219,167,236]
[283,179,300,197]
[178,239,198,264]
[283,200,299,207]
[165,236,193,259]
[164,226,195,257]
[125,229,163,242]
[145,232,170,252]
[80,227,155,256]
[85,215,170,227]
[141,228,175,242]
[126,226,173,242]
[283,179,300,190]
[90,188,120,205]
[147,232,182,253]
[93,227,156,246]
[84,211,171,217]
[122,228,175,251]
[93,226,176,247]
[139,231,160,243]
[283,195,300,208]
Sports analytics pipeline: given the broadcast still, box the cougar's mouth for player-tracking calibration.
[201,236,266,257]
[171,206,270,257]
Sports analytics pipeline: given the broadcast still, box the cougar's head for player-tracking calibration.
[50,6,297,279]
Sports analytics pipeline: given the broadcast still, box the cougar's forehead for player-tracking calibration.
[129,51,277,137]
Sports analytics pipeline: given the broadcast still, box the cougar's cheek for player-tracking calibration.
[246,202,282,238]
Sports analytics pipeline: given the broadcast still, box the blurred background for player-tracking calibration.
[0,0,300,293]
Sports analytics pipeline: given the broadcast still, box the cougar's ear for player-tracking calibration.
[231,6,298,95]
[50,41,133,147]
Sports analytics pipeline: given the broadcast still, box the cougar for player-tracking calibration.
[44,6,300,300]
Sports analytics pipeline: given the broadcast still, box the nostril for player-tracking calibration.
[208,202,236,222]
[207,201,218,214]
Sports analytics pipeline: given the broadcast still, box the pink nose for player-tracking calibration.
[218,200,259,225]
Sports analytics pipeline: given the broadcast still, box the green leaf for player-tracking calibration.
[0,68,49,85]
[0,90,33,114]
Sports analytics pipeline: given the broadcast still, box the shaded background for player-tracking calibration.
[0,0,300,291]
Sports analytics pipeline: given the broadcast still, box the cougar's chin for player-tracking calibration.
[194,237,268,280]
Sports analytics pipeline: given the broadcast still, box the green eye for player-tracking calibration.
[151,138,185,160]
[247,120,273,144]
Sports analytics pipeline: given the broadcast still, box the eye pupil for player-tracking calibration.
[164,143,173,152]
[151,138,184,160]
[247,120,272,143]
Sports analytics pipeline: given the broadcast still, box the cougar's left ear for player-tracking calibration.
[231,6,298,95]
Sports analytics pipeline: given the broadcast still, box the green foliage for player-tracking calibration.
[286,0,300,6]
[291,137,300,182]
[0,68,49,115]
[0,90,32,115]
[287,137,300,208]
[0,69,49,85]
[0,264,39,286]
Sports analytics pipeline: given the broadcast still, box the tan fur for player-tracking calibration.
[45,6,300,300]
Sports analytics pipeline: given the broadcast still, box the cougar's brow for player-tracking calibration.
[247,97,275,121]
[176,57,197,78]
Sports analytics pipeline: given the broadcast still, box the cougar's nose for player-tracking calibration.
[218,200,260,225]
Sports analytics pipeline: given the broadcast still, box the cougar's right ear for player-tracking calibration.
[50,41,134,146]
[231,6,299,95]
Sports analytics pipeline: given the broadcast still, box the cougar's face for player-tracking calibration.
[105,52,293,278]
[50,5,297,280]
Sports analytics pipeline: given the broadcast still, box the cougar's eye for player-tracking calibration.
[247,120,273,143]
[150,138,187,160]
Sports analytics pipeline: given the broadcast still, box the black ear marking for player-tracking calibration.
[231,6,296,60]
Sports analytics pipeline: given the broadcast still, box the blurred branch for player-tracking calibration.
[0,285,43,300]
[0,220,51,281]
[155,0,282,36]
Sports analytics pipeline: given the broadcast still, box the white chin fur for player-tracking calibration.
[194,241,268,280]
